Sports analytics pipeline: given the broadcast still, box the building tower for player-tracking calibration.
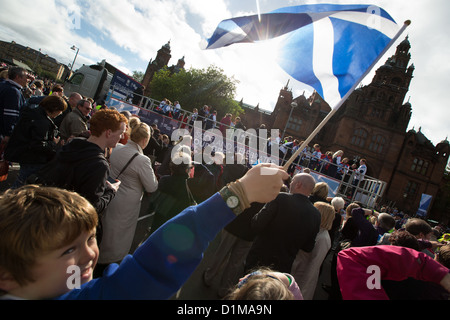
[318,36,415,180]
[142,41,172,96]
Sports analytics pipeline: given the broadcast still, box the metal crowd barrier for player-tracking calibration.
[109,89,387,208]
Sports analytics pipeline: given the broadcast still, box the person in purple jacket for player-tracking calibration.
[0,163,288,300]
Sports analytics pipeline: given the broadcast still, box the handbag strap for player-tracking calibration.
[185,180,197,205]
[116,153,139,179]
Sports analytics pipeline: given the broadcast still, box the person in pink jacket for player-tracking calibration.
[336,245,450,300]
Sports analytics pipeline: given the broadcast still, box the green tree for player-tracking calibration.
[149,65,244,117]
[130,70,144,83]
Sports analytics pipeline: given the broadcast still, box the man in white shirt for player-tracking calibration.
[353,158,367,188]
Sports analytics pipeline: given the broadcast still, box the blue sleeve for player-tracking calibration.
[57,193,235,300]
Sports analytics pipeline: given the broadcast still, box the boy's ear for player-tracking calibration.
[0,269,20,292]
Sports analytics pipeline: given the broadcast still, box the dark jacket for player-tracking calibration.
[234,121,247,131]
[5,106,59,164]
[132,86,144,105]
[220,163,248,187]
[24,95,46,110]
[204,114,216,130]
[327,157,339,178]
[53,97,72,128]
[205,163,223,192]
[33,137,115,215]
[143,134,162,160]
[340,217,359,242]
[0,79,26,137]
[224,202,265,242]
[345,208,378,247]
[309,194,328,204]
[187,162,216,203]
[149,173,196,234]
[245,192,321,274]
[156,144,175,177]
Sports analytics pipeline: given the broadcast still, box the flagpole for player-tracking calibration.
[282,20,411,171]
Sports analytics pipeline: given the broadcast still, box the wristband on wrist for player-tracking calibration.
[219,180,251,216]
[229,180,251,209]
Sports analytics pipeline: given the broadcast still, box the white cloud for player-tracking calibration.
[252,0,450,145]
[0,0,448,145]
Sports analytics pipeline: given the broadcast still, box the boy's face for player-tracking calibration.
[9,229,98,300]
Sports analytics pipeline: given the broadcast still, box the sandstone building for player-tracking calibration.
[239,37,450,222]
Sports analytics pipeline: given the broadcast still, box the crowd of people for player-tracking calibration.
[153,99,248,137]
[0,64,449,301]
[150,97,369,194]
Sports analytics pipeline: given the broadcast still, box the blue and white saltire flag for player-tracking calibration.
[205,4,401,108]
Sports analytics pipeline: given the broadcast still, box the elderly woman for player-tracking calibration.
[97,118,158,272]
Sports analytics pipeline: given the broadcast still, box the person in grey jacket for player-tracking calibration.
[59,99,91,141]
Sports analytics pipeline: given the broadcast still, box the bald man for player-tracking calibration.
[245,173,321,274]
[53,92,83,128]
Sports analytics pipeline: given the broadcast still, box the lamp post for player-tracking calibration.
[69,45,79,76]
[282,101,298,140]
[33,48,41,70]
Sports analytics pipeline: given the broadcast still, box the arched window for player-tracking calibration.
[368,135,386,154]
[287,117,302,132]
[351,128,368,148]
[411,158,429,176]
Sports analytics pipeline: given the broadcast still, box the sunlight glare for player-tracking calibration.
[256,0,261,22]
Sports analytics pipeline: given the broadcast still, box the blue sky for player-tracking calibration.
[0,0,449,146]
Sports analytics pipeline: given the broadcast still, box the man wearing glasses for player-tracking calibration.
[59,99,92,143]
